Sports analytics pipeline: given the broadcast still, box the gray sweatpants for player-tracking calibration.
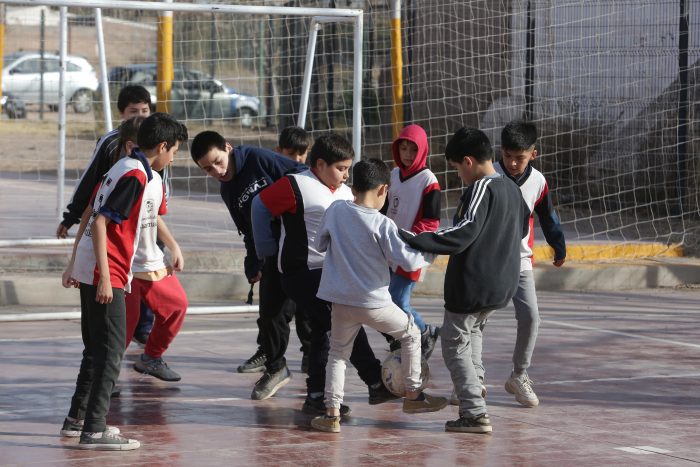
[512,270,540,374]
[442,309,494,417]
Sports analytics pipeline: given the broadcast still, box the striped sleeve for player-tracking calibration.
[402,178,491,255]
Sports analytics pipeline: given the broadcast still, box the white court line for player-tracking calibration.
[0,326,258,343]
[547,319,700,350]
[615,446,672,455]
[535,372,700,386]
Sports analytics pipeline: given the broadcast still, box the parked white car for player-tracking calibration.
[2,52,99,113]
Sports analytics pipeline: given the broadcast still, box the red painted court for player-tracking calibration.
[1,289,699,465]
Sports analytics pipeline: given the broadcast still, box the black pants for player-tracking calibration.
[68,284,126,433]
[258,259,296,373]
[281,268,382,395]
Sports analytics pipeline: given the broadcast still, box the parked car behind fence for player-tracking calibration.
[2,51,98,113]
[106,64,260,127]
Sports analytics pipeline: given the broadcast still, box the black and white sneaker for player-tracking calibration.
[60,418,120,438]
[77,429,140,450]
[134,355,181,382]
[237,348,267,373]
[445,413,492,434]
[251,366,291,400]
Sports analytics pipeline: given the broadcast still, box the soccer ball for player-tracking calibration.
[381,349,430,397]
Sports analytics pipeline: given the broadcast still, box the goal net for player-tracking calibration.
[1,0,698,257]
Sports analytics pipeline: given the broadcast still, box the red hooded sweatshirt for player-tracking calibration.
[386,124,441,280]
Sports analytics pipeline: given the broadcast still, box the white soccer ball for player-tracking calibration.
[380,349,430,397]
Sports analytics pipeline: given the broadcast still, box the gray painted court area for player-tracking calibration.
[1,290,699,465]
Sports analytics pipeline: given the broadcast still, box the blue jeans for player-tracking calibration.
[389,271,427,333]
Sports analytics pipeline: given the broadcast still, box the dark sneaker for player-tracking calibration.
[237,348,267,373]
[368,383,402,405]
[311,415,341,433]
[134,355,181,382]
[111,385,121,398]
[421,325,440,360]
[301,396,351,416]
[251,366,291,400]
[60,418,120,438]
[301,354,309,374]
[403,392,448,414]
[445,413,492,434]
[77,430,140,450]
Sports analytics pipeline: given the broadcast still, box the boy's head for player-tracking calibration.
[117,85,152,120]
[118,116,146,157]
[352,158,390,194]
[500,119,538,178]
[309,134,354,190]
[190,130,234,182]
[444,127,494,185]
[137,112,188,171]
[392,124,428,174]
[276,126,312,164]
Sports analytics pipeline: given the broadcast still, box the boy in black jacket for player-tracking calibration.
[190,131,305,401]
[400,127,528,434]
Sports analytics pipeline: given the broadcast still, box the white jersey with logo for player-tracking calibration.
[132,171,168,273]
[386,167,439,231]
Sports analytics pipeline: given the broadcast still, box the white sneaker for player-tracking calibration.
[505,372,539,407]
[450,383,487,405]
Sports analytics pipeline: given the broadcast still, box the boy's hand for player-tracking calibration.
[553,258,565,267]
[171,246,185,272]
[61,267,78,288]
[248,271,262,284]
[96,277,113,304]
[56,223,69,239]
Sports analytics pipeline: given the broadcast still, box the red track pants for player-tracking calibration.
[125,274,188,358]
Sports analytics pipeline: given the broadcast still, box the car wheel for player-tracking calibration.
[239,108,254,128]
[71,89,93,114]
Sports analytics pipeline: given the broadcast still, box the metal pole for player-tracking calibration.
[525,0,535,121]
[40,9,45,120]
[0,5,6,95]
[95,8,112,132]
[298,20,320,129]
[677,0,689,215]
[57,7,67,223]
[352,12,363,162]
[390,0,403,138]
[157,0,173,113]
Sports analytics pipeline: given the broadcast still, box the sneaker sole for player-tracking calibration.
[310,420,340,433]
[133,364,181,382]
[445,425,492,434]
[504,381,539,407]
[251,375,291,401]
[75,440,140,451]
[237,365,266,373]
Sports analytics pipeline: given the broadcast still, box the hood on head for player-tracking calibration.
[392,124,429,177]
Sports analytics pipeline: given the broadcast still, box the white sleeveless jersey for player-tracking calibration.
[386,167,439,231]
[131,171,168,273]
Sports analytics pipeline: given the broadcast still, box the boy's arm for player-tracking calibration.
[314,208,332,253]
[251,195,279,260]
[381,220,434,271]
[91,214,112,304]
[58,134,116,236]
[157,216,184,272]
[400,180,491,255]
[410,183,441,234]
[62,206,92,288]
[534,184,566,266]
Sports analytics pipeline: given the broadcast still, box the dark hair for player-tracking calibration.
[190,130,228,163]
[137,112,187,151]
[352,158,390,192]
[278,126,312,153]
[117,85,151,113]
[501,120,537,151]
[308,133,354,167]
[115,116,146,163]
[444,127,493,163]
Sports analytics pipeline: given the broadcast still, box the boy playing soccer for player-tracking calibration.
[401,128,528,433]
[252,134,397,415]
[310,159,448,433]
[495,120,566,407]
[383,124,442,358]
[60,112,184,450]
[116,117,190,382]
[190,131,305,400]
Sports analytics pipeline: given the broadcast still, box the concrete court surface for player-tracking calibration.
[1,290,700,466]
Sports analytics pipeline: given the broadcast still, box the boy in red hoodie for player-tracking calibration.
[383,124,442,358]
